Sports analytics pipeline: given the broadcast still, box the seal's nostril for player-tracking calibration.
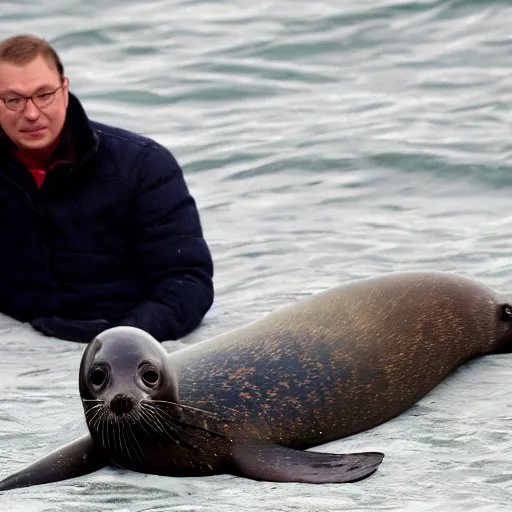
[109,394,134,416]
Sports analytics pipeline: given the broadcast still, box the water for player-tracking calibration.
[0,0,512,510]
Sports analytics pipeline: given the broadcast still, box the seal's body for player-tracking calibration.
[1,271,511,491]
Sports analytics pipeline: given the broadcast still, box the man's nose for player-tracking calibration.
[23,99,41,120]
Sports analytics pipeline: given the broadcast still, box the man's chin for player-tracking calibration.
[18,136,52,152]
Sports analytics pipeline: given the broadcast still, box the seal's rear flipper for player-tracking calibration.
[0,434,106,492]
[231,443,384,483]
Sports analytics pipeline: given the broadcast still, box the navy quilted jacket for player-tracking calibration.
[0,93,214,341]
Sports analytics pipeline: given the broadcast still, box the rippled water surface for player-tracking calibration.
[0,0,512,510]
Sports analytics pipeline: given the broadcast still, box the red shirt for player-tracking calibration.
[11,130,76,188]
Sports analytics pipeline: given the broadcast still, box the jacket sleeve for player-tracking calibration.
[120,143,214,341]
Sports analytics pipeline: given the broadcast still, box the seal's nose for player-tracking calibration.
[109,394,134,416]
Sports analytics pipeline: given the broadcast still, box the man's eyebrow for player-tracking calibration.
[0,84,59,97]
[33,84,60,94]
[0,89,24,97]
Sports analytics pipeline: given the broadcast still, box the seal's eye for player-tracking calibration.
[142,369,159,388]
[90,367,107,388]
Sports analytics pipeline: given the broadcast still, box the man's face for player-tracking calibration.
[0,54,69,153]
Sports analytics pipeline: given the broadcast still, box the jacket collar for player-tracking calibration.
[63,92,99,167]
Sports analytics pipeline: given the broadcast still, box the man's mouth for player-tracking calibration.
[21,127,46,134]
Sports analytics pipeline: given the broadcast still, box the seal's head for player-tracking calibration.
[78,326,183,464]
[79,326,177,404]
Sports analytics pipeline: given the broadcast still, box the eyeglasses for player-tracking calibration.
[0,84,64,113]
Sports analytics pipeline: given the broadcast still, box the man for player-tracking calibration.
[0,34,214,342]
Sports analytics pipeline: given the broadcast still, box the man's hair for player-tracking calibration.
[0,35,64,81]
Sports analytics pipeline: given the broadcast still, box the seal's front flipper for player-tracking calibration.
[0,434,107,491]
[231,443,384,484]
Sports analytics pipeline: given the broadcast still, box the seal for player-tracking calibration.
[1,270,511,491]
